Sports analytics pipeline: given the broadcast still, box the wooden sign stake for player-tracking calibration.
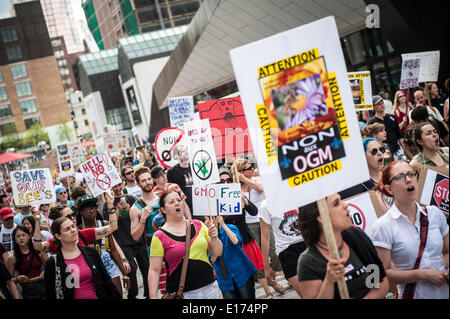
[316,198,350,299]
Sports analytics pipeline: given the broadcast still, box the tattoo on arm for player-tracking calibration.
[95,227,110,237]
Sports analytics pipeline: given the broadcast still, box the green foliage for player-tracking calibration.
[57,120,74,142]
[0,123,50,152]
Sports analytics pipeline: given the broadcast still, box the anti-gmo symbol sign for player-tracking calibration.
[347,203,366,231]
[432,176,449,213]
[155,127,185,169]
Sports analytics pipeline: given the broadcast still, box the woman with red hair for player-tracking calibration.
[370,160,449,299]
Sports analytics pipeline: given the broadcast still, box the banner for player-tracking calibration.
[169,96,195,128]
[183,119,220,186]
[80,153,122,197]
[10,168,56,206]
[192,183,242,216]
[125,85,142,125]
[399,58,420,89]
[417,166,449,214]
[198,97,254,159]
[401,51,440,83]
[56,143,74,177]
[230,16,369,216]
[348,71,373,110]
[155,127,186,168]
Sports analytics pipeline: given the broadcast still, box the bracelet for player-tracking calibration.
[121,258,128,263]
[108,209,116,214]
[34,239,43,242]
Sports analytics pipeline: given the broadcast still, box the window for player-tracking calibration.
[15,81,32,97]
[6,46,23,61]
[54,50,64,58]
[10,63,28,79]
[81,108,86,115]
[58,59,67,67]
[0,69,3,82]
[84,119,89,126]
[0,104,13,120]
[0,86,7,101]
[51,39,62,47]
[106,107,131,130]
[73,121,78,129]
[24,117,41,129]
[19,99,37,114]
[1,28,18,43]
[0,122,17,136]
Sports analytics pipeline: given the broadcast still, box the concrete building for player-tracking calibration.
[0,0,73,147]
[67,90,92,140]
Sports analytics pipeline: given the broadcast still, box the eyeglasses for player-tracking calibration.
[369,146,385,156]
[398,95,406,98]
[66,213,77,220]
[220,178,233,184]
[58,191,67,195]
[125,171,134,176]
[389,171,419,184]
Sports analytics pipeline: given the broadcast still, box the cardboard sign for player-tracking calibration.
[401,51,440,83]
[103,132,129,154]
[155,127,186,168]
[198,97,254,159]
[417,165,449,214]
[168,96,195,128]
[399,58,420,89]
[68,142,84,167]
[230,16,369,216]
[10,168,56,206]
[344,191,383,238]
[80,153,122,197]
[183,119,220,186]
[56,143,74,177]
[348,72,373,110]
[192,183,242,216]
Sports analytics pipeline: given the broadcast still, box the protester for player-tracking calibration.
[429,82,446,116]
[151,166,191,220]
[368,95,404,159]
[122,165,143,198]
[13,205,46,226]
[212,215,256,299]
[409,122,449,172]
[22,216,53,244]
[102,182,150,299]
[76,195,131,295]
[363,123,394,167]
[0,243,7,264]
[43,216,122,299]
[371,160,449,299]
[413,90,444,122]
[55,187,74,207]
[0,260,20,299]
[7,225,46,299]
[0,207,16,254]
[38,204,51,230]
[403,123,420,161]
[297,193,389,299]
[392,90,413,134]
[148,189,223,299]
[410,106,449,146]
[0,194,10,209]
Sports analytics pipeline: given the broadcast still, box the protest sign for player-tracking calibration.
[348,72,373,110]
[10,168,56,206]
[417,166,449,214]
[103,132,129,154]
[132,127,142,148]
[80,152,122,197]
[401,51,440,83]
[344,191,382,238]
[68,142,84,167]
[192,183,241,216]
[230,16,369,216]
[155,127,186,168]
[56,143,74,177]
[169,96,195,128]
[104,133,118,153]
[198,97,254,159]
[399,58,420,89]
[183,119,220,186]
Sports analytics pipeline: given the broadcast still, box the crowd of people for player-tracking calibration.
[0,80,448,300]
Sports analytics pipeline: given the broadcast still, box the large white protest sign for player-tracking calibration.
[68,142,84,167]
[10,168,56,206]
[183,119,220,186]
[155,127,186,168]
[193,183,241,216]
[399,58,420,89]
[56,143,74,177]
[80,153,122,197]
[169,96,195,128]
[344,192,382,238]
[230,16,369,217]
[401,51,440,83]
[348,71,373,110]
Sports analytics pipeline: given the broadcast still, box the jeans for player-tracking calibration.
[221,277,255,300]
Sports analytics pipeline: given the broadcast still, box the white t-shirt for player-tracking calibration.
[125,185,142,198]
[258,199,303,255]
[371,203,449,299]
[244,188,264,224]
[0,224,17,254]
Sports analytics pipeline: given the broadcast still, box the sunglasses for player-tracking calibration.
[220,178,233,183]
[83,205,98,211]
[125,171,134,175]
[389,171,419,184]
[369,146,385,156]
[242,166,254,172]
[58,191,67,195]
[66,213,77,220]
[398,95,406,98]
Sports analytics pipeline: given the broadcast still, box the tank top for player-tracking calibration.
[244,187,264,224]
[18,251,42,278]
[133,198,160,238]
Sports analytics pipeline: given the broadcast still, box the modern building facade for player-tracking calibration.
[0,0,73,147]
[67,90,91,140]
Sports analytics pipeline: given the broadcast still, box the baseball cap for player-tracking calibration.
[122,156,133,165]
[218,166,232,178]
[77,195,98,211]
[55,187,67,195]
[0,207,14,220]
[372,95,383,106]
[151,166,166,179]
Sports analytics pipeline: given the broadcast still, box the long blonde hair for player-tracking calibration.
[392,90,413,116]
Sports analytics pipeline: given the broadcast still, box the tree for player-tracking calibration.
[57,119,75,142]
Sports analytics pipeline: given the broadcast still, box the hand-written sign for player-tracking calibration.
[399,58,420,89]
[169,96,195,128]
[401,51,440,83]
[11,168,56,206]
[192,183,242,216]
[80,153,122,197]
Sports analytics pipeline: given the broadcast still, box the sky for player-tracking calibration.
[0,0,13,19]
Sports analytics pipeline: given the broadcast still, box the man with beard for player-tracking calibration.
[121,166,142,199]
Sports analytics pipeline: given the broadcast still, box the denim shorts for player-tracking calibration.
[100,248,120,279]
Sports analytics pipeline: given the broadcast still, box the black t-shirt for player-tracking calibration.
[166,164,194,212]
[367,114,403,153]
[0,261,13,299]
[430,96,446,116]
[298,244,371,299]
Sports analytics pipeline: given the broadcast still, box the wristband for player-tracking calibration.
[34,239,43,242]
[108,209,116,214]
[121,258,128,263]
